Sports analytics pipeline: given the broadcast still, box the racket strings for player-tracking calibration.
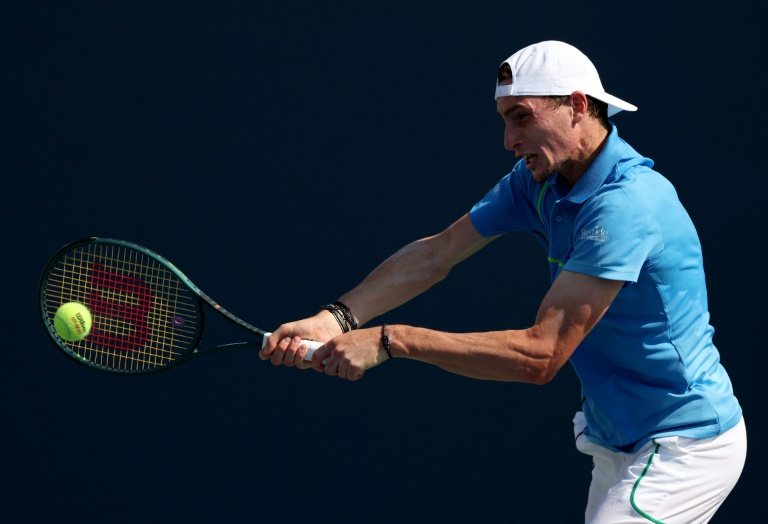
[43,242,202,372]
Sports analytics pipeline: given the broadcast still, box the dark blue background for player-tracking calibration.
[2,1,762,522]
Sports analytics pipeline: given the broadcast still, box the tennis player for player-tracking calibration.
[261,41,746,523]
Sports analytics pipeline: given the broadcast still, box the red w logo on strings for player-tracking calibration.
[88,262,153,351]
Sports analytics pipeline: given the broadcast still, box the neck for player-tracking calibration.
[560,125,610,187]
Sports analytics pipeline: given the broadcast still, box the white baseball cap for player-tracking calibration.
[495,41,637,117]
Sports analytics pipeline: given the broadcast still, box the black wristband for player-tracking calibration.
[324,306,347,333]
[334,301,358,331]
[381,324,393,360]
[320,301,358,333]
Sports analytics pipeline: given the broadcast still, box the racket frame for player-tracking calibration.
[39,237,271,375]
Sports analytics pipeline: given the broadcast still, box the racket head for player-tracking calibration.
[39,238,205,375]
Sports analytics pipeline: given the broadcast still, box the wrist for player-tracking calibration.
[317,309,344,337]
[380,324,393,359]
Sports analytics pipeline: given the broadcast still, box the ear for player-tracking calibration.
[569,91,589,122]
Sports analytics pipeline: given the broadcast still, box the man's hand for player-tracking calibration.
[259,311,341,369]
[311,327,390,381]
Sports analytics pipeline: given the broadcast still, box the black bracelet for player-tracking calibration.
[320,302,358,333]
[381,324,393,359]
[335,301,358,330]
[324,307,347,333]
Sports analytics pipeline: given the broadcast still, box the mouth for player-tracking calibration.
[523,154,536,170]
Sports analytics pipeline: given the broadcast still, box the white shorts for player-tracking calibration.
[573,412,747,524]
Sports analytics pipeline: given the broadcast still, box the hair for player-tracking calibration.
[497,63,609,129]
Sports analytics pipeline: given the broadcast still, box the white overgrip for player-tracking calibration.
[262,332,323,361]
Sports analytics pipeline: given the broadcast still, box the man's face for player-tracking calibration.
[496,91,580,184]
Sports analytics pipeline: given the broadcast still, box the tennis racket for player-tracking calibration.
[38,237,322,375]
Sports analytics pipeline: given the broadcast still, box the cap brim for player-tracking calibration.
[589,92,637,117]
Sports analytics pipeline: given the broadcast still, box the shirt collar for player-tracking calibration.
[552,124,624,204]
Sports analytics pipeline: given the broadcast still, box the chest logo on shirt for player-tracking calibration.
[580,226,608,243]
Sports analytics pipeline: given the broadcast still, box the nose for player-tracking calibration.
[504,123,520,152]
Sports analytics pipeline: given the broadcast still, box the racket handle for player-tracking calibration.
[263,332,323,361]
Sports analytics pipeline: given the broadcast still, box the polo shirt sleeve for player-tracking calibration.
[470,164,541,238]
[564,183,663,283]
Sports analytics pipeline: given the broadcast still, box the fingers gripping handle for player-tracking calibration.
[262,332,323,361]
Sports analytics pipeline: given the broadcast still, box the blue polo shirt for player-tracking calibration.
[470,125,742,453]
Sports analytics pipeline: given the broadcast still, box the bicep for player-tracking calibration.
[426,213,498,269]
[532,270,623,368]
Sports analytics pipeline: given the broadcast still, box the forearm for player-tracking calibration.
[262,214,496,372]
[376,271,623,383]
[384,324,557,384]
[263,233,464,369]
[338,214,494,327]
[338,238,453,326]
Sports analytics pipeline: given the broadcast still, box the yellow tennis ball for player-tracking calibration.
[54,302,92,341]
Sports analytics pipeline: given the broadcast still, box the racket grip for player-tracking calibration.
[262,332,323,361]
